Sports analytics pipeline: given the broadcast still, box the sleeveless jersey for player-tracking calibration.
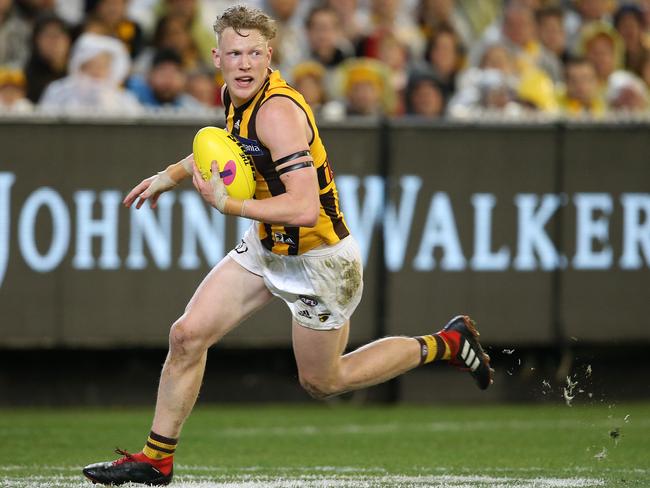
[223,70,349,255]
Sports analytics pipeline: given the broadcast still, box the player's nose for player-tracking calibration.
[239,54,251,69]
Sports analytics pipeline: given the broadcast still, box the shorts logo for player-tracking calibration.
[318,313,331,323]
[299,295,318,307]
[297,310,312,319]
[234,240,248,254]
[273,232,296,247]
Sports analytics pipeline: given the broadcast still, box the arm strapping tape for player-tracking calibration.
[274,150,311,166]
[277,161,314,176]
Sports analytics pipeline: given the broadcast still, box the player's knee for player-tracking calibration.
[299,374,341,400]
[169,317,211,359]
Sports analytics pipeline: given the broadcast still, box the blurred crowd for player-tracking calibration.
[1,0,650,119]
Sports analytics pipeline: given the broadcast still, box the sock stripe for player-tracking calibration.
[146,441,175,454]
[147,437,177,451]
[143,444,169,460]
[422,335,437,364]
[416,335,440,365]
[149,431,178,446]
[433,335,446,361]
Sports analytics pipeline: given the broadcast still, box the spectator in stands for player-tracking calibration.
[416,0,475,48]
[471,3,562,83]
[340,57,393,116]
[186,69,216,107]
[481,42,517,75]
[40,32,141,114]
[376,31,410,110]
[422,24,465,102]
[356,0,424,61]
[606,69,649,112]
[613,4,649,76]
[127,48,201,109]
[404,69,445,117]
[78,0,144,59]
[305,5,353,70]
[504,3,562,82]
[451,67,532,118]
[292,60,327,110]
[449,40,557,117]
[564,0,615,50]
[0,66,33,112]
[579,22,624,89]
[133,12,203,74]
[449,43,515,118]
[292,60,345,119]
[536,6,569,67]
[557,56,605,117]
[264,0,310,78]
[324,0,367,46]
[23,13,70,102]
[155,0,214,67]
[0,0,32,68]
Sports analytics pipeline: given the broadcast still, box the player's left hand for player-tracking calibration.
[192,160,229,213]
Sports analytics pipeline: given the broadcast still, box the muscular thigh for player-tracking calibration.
[180,256,273,345]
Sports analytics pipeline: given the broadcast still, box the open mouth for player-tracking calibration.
[235,76,254,88]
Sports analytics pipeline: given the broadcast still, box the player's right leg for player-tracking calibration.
[82,257,273,486]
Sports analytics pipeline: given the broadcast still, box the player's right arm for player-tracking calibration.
[123,153,194,209]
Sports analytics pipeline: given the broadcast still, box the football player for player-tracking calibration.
[83,5,493,485]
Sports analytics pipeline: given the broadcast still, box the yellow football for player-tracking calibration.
[192,126,256,200]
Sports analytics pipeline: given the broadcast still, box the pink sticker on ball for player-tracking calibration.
[222,160,237,185]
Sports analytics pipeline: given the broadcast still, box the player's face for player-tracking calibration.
[214,27,272,107]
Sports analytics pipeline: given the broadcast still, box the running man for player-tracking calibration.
[83,5,493,486]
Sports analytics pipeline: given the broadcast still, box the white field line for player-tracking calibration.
[1,465,648,475]
[0,473,606,488]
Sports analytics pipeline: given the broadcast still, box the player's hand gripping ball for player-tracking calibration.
[192,127,256,200]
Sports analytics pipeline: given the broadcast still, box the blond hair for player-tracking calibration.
[213,5,277,41]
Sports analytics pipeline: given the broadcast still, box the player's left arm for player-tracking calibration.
[250,97,320,226]
[192,96,320,227]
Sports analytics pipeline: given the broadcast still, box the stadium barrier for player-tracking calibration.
[1,118,648,348]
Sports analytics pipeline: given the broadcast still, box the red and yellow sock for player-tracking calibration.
[415,331,460,365]
[141,431,177,475]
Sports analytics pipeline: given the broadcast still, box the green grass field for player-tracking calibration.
[1,403,649,487]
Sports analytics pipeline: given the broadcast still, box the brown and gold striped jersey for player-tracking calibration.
[223,70,349,255]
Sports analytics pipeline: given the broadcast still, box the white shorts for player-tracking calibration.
[228,224,363,330]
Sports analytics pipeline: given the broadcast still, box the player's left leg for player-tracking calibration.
[293,315,493,400]
[293,319,417,398]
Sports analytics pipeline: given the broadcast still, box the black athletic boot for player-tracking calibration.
[441,315,494,390]
[83,449,173,486]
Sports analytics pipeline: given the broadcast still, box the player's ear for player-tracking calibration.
[212,47,221,69]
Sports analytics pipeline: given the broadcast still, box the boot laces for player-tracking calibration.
[112,448,137,466]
